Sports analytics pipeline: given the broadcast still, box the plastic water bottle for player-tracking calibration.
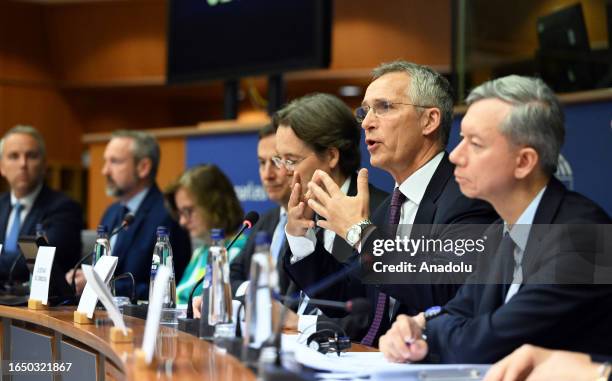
[208,228,233,336]
[150,226,177,308]
[243,232,278,363]
[92,225,111,266]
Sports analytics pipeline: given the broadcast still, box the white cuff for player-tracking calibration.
[235,280,250,297]
[286,227,317,264]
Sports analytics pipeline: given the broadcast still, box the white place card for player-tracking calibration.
[77,256,118,319]
[81,265,128,335]
[141,265,171,364]
[29,246,56,305]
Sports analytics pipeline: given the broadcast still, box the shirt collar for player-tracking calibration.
[504,186,547,251]
[11,182,43,212]
[123,187,149,214]
[397,151,445,205]
[340,177,351,195]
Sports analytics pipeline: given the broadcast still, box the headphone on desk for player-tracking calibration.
[304,320,351,355]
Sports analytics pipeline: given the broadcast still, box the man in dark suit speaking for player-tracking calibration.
[378,75,612,363]
[67,130,190,300]
[287,62,497,346]
[0,125,83,282]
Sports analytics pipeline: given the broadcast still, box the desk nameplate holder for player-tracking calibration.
[28,246,56,310]
[82,265,133,343]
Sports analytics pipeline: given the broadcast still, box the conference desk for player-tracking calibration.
[0,306,376,380]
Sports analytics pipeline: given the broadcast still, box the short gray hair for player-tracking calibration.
[111,130,160,182]
[372,60,454,146]
[0,125,46,158]
[466,75,564,175]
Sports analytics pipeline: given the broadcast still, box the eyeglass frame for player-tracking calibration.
[271,153,316,172]
[354,100,435,123]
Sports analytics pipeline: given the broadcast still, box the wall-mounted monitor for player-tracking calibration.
[167,0,332,84]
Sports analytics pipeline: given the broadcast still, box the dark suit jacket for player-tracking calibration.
[426,177,612,363]
[0,184,83,281]
[100,185,191,300]
[284,153,498,345]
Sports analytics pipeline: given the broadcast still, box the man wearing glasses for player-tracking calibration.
[273,92,388,337]
[284,61,497,347]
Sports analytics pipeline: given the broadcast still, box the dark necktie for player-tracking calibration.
[498,232,516,300]
[361,187,406,346]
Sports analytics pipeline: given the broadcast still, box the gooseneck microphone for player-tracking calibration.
[185,211,259,319]
[70,213,135,294]
[273,293,370,315]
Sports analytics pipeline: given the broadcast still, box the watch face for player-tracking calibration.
[346,226,360,245]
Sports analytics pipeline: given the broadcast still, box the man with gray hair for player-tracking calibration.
[0,125,83,282]
[67,130,190,299]
[285,61,497,346]
[378,75,612,363]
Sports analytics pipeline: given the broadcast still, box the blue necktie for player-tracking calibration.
[5,202,23,254]
[270,212,287,264]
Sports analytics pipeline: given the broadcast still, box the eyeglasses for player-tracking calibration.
[177,206,196,220]
[271,154,313,172]
[355,100,433,123]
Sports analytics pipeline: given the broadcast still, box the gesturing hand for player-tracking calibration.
[285,172,315,237]
[306,168,370,240]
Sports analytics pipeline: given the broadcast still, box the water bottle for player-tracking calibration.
[208,228,234,337]
[35,223,48,245]
[92,225,111,266]
[242,232,278,364]
[150,226,177,308]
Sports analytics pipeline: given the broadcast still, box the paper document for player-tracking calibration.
[282,334,490,380]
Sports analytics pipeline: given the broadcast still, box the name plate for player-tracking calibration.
[141,265,171,364]
[82,265,128,335]
[29,246,56,305]
[77,256,118,318]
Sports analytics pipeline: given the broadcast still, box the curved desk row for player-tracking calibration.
[0,306,255,381]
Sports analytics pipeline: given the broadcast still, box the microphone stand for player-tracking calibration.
[71,214,134,298]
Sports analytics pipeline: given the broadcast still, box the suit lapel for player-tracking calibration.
[21,185,48,236]
[0,194,11,242]
[521,178,565,278]
[115,187,157,271]
[413,153,453,225]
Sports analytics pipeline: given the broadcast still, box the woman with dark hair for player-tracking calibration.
[165,164,246,305]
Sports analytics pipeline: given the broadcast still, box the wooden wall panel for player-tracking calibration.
[0,85,82,163]
[0,2,53,82]
[332,0,451,68]
[44,0,167,83]
[87,137,184,229]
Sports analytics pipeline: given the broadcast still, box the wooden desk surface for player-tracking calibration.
[0,306,378,380]
[0,305,255,381]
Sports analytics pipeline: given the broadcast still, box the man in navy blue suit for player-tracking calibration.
[0,125,83,282]
[67,130,190,300]
[378,75,612,363]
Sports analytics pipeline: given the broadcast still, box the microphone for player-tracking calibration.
[185,211,259,320]
[273,293,370,314]
[70,213,135,295]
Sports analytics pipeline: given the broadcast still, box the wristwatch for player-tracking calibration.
[345,219,372,247]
